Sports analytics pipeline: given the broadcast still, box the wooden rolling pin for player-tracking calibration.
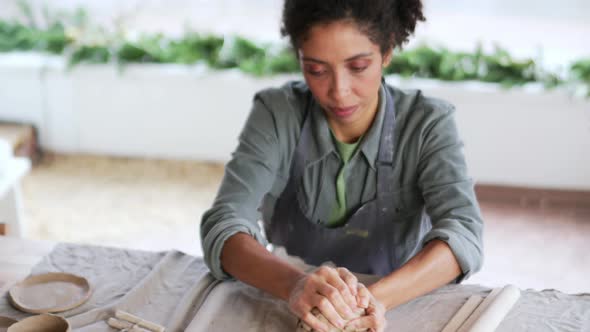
[107,317,151,332]
[114,310,166,332]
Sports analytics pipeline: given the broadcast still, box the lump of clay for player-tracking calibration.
[295,307,367,332]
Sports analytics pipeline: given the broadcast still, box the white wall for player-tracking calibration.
[1,54,589,190]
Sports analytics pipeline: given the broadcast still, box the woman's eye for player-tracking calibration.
[306,69,326,76]
[305,67,326,76]
[350,66,368,73]
[349,59,371,73]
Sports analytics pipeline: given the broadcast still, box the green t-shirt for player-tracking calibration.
[328,131,362,227]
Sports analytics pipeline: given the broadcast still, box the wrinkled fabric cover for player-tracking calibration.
[1,243,588,331]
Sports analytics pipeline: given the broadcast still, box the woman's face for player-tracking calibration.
[298,20,391,129]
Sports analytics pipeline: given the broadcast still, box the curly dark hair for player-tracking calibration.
[281,0,425,54]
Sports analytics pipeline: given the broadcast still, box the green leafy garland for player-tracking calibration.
[0,7,588,96]
[570,59,590,96]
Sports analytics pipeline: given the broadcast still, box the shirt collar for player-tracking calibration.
[307,97,335,166]
[306,84,387,169]
[359,84,387,170]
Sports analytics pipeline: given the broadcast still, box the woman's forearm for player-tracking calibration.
[220,232,306,301]
[368,239,462,310]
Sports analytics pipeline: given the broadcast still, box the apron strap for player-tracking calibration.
[376,85,397,194]
[289,92,314,184]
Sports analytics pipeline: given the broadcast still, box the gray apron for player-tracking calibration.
[263,86,430,276]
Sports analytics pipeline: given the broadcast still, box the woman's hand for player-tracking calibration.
[344,283,387,332]
[288,266,360,332]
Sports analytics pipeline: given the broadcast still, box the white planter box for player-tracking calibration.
[0,53,589,190]
[73,67,298,161]
[0,53,45,130]
[43,59,299,161]
[386,77,590,191]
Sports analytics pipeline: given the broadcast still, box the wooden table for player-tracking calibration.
[1,237,589,331]
[0,236,54,294]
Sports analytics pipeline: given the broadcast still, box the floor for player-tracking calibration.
[0,236,54,294]
[469,200,590,293]
[19,153,221,255]
[12,153,590,295]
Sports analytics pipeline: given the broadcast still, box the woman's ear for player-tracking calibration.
[382,48,393,68]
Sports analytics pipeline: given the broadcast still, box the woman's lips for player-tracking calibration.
[329,105,358,118]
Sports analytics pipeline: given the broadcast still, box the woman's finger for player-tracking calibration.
[301,310,330,332]
[312,294,348,330]
[356,283,371,308]
[346,311,387,332]
[343,312,380,331]
[364,297,387,332]
[316,283,357,320]
[319,266,357,309]
[337,267,358,296]
[367,297,386,317]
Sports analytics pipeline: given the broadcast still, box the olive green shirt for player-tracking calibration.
[200,81,484,281]
[328,131,362,227]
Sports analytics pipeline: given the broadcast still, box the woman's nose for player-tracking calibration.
[329,72,351,101]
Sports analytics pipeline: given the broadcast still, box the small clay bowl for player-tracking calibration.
[7,314,70,332]
[9,272,91,314]
[0,316,18,332]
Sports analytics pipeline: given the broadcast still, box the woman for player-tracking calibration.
[201,1,484,331]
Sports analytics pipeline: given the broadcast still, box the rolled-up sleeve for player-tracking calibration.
[417,103,484,281]
[200,94,280,280]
